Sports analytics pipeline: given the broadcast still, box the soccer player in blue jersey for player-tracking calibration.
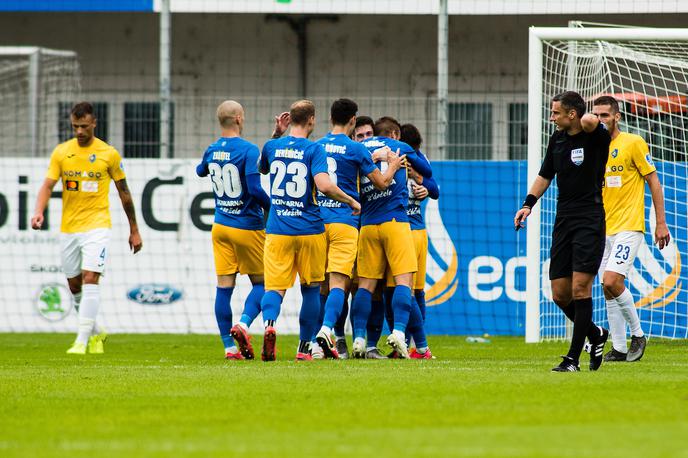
[399,123,439,359]
[352,116,433,358]
[312,99,403,359]
[196,100,271,360]
[259,99,361,361]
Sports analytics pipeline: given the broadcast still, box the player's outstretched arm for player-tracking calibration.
[30,178,58,230]
[514,175,551,231]
[314,173,361,215]
[645,171,671,249]
[115,179,143,253]
[581,113,600,133]
[367,149,404,191]
[404,150,432,178]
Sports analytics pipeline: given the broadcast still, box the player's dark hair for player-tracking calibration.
[355,115,374,130]
[331,98,358,126]
[374,116,401,137]
[290,99,316,126]
[400,123,423,150]
[552,91,586,118]
[71,101,94,119]
[593,95,620,114]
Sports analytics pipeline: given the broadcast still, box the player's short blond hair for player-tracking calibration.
[216,100,243,128]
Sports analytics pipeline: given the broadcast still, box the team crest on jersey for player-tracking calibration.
[89,154,96,163]
[611,148,619,158]
[570,148,584,166]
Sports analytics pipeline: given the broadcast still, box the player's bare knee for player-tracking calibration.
[81,271,100,285]
[552,291,572,307]
[217,274,236,288]
[329,272,348,291]
[67,276,82,294]
[248,274,264,286]
[393,272,413,288]
[571,283,592,300]
[602,272,625,297]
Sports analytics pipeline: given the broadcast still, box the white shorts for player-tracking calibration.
[598,230,644,280]
[60,228,111,278]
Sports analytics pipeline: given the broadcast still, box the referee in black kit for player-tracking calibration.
[515,91,610,372]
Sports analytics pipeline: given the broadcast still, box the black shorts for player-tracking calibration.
[549,209,605,280]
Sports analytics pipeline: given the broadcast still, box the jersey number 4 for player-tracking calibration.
[208,163,242,198]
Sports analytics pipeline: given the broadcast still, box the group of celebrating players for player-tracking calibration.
[31,90,668,370]
[196,98,439,361]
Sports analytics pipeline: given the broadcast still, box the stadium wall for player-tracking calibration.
[0,13,685,158]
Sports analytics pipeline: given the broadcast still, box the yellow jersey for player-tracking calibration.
[46,137,126,233]
[602,132,656,235]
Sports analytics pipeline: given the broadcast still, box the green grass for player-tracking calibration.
[0,334,686,458]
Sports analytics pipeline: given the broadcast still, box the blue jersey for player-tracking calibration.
[407,151,438,230]
[360,136,421,226]
[260,136,328,235]
[196,137,264,230]
[315,133,377,228]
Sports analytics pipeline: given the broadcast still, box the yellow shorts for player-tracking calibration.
[385,229,427,289]
[357,220,417,280]
[325,223,359,277]
[264,232,327,290]
[212,225,265,276]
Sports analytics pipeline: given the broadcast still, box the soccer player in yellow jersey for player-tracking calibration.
[592,95,670,362]
[31,102,142,355]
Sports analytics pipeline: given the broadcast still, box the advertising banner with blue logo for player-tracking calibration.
[0,159,685,338]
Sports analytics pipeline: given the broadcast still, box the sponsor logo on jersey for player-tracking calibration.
[611,148,619,158]
[82,181,98,192]
[645,153,654,166]
[65,180,79,191]
[127,284,183,305]
[571,148,584,166]
[89,154,96,163]
[35,283,73,321]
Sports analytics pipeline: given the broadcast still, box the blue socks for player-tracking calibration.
[334,294,349,338]
[392,285,412,333]
[261,290,283,324]
[240,283,264,327]
[323,287,346,329]
[300,285,321,342]
[351,288,373,340]
[366,298,385,348]
[407,296,428,349]
[214,286,235,349]
[415,290,426,322]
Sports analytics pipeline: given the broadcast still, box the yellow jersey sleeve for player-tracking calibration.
[46,145,63,180]
[108,148,127,182]
[631,137,656,177]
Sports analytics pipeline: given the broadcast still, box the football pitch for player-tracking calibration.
[0,334,686,458]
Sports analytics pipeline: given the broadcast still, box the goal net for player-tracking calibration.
[0,47,81,157]
[527,27,688,342]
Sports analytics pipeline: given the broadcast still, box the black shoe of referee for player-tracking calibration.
[589,327,609,371]
[552,356,580,372]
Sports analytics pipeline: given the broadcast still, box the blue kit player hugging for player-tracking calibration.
[258,99,360,361]
[310,99,402,359]
[352,116,433,358]
[196,100,270,360]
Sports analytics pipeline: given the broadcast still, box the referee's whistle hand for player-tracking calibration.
[514,207,531,231]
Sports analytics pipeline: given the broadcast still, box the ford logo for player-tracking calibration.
[127,284,182,305]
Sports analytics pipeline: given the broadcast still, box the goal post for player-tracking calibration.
[0,46,80,157]
[527,27,688,342]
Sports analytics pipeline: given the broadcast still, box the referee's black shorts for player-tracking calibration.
[549,208,606,280]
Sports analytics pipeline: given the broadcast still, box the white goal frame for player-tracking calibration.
[0,46,78,157]
[525,27,688,343]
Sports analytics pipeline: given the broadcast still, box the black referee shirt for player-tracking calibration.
[539,123,611,215]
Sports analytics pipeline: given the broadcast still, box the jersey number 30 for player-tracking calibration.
[208,163,242,198]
